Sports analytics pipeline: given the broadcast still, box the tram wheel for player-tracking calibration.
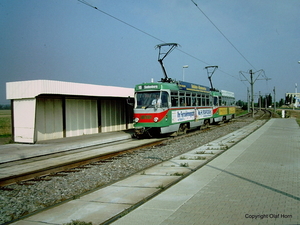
[178,123,188,135]
[203,120,210,129]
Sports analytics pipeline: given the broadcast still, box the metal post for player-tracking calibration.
[273,87,276,113]
[182,65,188,81]
[247,87,250,112]
[250,70,254,117]
[239,69,270,117]
[259,91,261,111]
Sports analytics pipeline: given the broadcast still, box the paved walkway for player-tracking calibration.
[112,119,300,225]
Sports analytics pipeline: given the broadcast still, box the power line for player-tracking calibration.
[78,0,164,43]
[78,0,206,63]
[191,0,257,70]
[78,0,240,80]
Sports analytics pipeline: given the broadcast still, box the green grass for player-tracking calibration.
[235,108,248,116]
[0,110,12,144]
[297,118,300,126]
[0,110,11,135]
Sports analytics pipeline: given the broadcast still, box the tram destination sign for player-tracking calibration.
[136,84,160,91]
[178,81,210,93]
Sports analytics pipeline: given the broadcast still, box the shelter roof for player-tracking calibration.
[6,80,134,100]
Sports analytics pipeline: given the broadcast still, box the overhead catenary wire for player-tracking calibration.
[191,0,257,71]
[78,0,164,43]
[78,0,240,81]
[78,0,209,64]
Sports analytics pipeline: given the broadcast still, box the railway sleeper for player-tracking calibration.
[61,170,81,173]
[48,173,68,177]
[0,186,14,191]
[17,181,36,186]
[76,165,92,169]
[30,177,52,182]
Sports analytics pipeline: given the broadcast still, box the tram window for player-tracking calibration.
[186,93,191,106]
[226,97,229,106]
[179,92,186,106]
[171,91,178,107]
[192,93,197,106]
[161,91,169,107]
[171,97,178,107]
[197,95,201,106]
[192,94,198,106]
[135,91,159,108]
[213,97,218,106]
[202,94,206,106]
[219,97,222,106]
[206,96,210,106]
[135,91,170,108]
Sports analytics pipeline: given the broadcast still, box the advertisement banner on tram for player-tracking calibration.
[172,108,212,123]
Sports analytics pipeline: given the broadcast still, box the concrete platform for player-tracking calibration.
[0,130,134,164]
[10,119,273,225]
[112,118,300,225]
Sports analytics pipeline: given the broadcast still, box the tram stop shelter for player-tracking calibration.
[6,80,134,143]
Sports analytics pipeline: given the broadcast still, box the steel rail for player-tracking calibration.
[0,111,270,188]
[0,139,164,187]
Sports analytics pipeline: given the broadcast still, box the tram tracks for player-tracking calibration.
[0,109,271,189]
[0,112,272,224]
[0,139,164,188]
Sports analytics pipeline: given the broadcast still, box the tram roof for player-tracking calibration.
[211,90,235,98]
[135,81,210,94]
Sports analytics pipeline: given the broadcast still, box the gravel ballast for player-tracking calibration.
[0,117,258,224]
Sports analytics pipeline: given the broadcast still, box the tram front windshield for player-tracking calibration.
[135,91,168,108]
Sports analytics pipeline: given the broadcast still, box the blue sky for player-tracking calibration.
[1,0,299,104]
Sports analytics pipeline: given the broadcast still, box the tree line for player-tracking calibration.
[236,94,287,110]
[0,104,11,110]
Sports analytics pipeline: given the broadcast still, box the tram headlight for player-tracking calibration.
[154,117,159,123]
[134,117,139,123]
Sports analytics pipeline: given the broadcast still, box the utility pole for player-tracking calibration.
[259,91,261,111]
[239,69,271,117]
[273,87,276,113]
[250,70,254,117]
[247,88,250,112]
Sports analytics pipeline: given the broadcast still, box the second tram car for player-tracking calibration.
[133,80,235,138]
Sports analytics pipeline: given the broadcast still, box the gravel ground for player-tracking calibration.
[0,116,259,224]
